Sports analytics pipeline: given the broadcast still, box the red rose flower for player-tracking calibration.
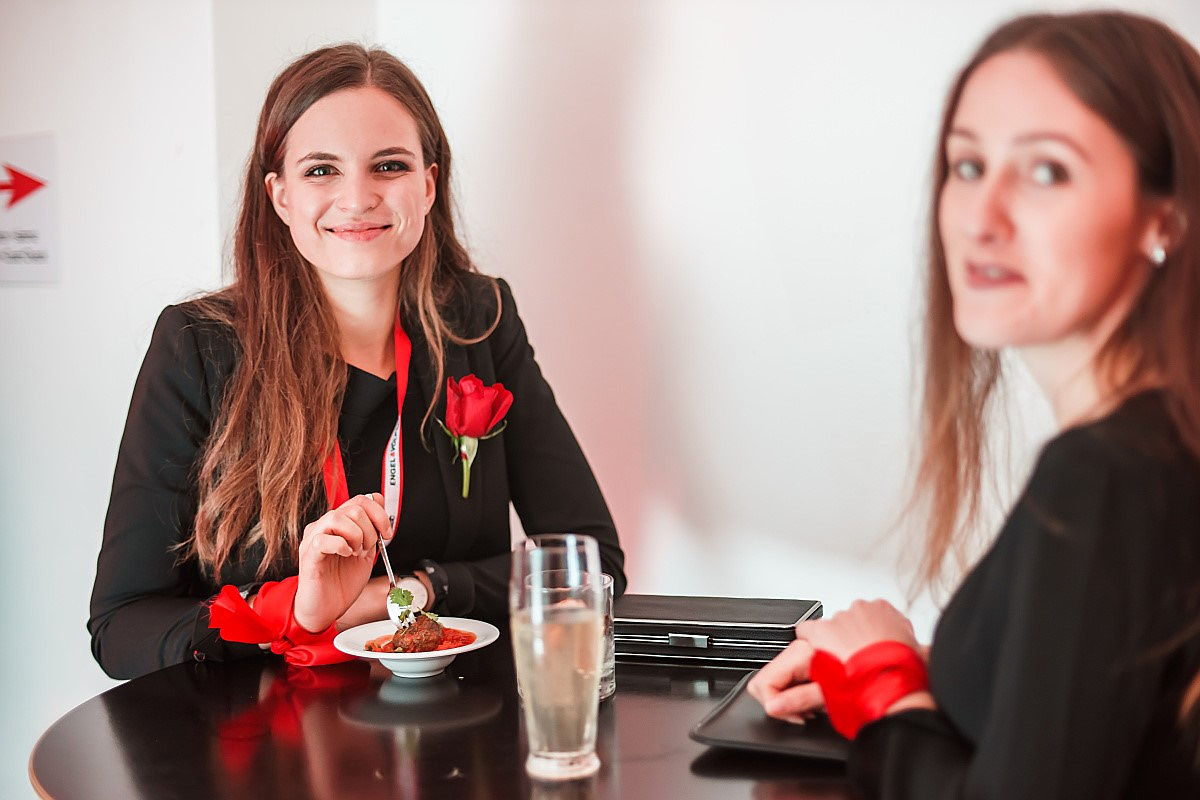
[445,375,513,438]
[440,375,513,497]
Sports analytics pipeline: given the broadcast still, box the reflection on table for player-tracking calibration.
[30,632,853,799]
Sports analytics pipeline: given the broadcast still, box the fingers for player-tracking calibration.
[300,494,390,564]
[749,640,814,696]
[748,640,815,718]
[795,598,921,661]
[364,493,393,542]
[344,493,392,544]
[761,681,825,722]
[309,531,355,558]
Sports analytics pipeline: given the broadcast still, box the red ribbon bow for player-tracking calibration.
[809,640,929,739]
[208,577,351,666]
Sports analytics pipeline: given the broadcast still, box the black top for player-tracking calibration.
[89,276,626,680]
[850,391,1200,798]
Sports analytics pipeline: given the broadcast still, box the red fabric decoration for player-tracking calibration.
[809,640,929,739]
[208,577,351,666]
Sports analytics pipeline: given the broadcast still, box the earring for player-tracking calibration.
[1150,244,1166,267]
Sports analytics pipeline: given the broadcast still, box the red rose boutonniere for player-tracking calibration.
[439,375,513,498]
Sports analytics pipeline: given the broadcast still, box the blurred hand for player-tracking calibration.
[794,598,920,661]
[293,493,392,633]
[749,599,929,724]
[747,639,824,724]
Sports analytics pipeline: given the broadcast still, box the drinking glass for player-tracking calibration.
[510,534,605,780]
[599,573,616,701]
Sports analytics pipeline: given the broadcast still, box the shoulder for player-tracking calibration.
[144,295,239,386]
[1020,391,1200,574]
[442,272,521,341]
[1032,391,1193,498]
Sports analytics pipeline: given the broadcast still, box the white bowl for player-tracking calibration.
[333,617,499,679]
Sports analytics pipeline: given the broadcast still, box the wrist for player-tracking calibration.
[290,595,329,635]
[884,690,936,716]
[416,558,450,610]
[414,570,433,599]
[810,641,930,739]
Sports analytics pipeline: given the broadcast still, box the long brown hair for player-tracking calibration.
[912,10,1200,718]
[185,45,497,579]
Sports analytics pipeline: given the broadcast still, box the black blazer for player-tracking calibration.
[850,392,1200,798]
[89,276,626,679]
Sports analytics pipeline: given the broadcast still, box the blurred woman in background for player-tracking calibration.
[751,11,1200,797]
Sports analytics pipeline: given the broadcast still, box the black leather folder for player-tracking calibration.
[689,671,849,761]
[613,594,822,668]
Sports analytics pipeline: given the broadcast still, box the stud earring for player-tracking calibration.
[1150,245,1166,267]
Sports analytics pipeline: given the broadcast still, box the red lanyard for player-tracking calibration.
[321,317,412,536]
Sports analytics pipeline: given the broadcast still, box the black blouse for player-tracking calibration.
[89,277,626,680]
[851,392,1200,798]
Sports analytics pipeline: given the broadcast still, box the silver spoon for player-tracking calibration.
[378,532,398,588]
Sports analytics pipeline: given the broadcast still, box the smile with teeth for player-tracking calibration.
[327,223,392,242]
[966,260,1024,287]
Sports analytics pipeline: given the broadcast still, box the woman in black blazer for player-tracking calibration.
[89,45,625,680]
[751,11,1200,798]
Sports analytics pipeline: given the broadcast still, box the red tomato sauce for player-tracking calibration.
[365,627,477,653]
[436,628,477,650]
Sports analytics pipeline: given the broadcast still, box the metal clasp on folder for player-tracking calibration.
[668,633,710,649]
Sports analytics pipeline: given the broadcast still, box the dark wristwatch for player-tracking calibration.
[416,558,450,610]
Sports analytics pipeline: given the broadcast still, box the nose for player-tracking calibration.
[336,172,381,215]
[961,171,1014,244]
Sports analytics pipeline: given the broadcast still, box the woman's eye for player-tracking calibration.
[304,164,336,178]
[950,158,983,181]
[1030,160,1069,186]
[376,161,411,173]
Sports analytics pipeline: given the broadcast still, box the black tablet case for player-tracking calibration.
[689,671,849,761]
[613,594,822,667]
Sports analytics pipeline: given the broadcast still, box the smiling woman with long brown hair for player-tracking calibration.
[750,11,1200,797]
[88,45,625,680]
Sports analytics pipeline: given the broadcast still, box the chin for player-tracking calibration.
[313,259,403,283]
[952,313,1019,352]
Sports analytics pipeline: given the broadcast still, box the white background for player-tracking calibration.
[3,1,1198,796]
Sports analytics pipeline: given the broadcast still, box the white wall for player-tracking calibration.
[4,0,1200,797]
[0,2,218,796]
[378,0,1200,626]
[0,1,377,797]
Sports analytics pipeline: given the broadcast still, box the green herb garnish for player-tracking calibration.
[388,587,414,607]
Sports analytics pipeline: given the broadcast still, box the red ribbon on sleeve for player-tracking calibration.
[809,640,929,739]
[208,576,352,666]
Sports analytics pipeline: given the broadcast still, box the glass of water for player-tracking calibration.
[510,534,605,780]
[599,573,616,701]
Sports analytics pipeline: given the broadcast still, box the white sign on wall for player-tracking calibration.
[0,132,56,284]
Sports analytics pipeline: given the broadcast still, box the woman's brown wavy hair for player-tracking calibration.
[185,45,497,580]
[912,11,1200,721]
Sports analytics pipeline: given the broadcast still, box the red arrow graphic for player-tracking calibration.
[0,164,47,209]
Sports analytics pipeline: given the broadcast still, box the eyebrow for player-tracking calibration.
[946,128,1091,163]
[295,147,417,165]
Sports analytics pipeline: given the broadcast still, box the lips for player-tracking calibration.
[326,222,391,242]
[965,260,1024,289]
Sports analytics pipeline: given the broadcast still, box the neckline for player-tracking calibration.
[347,364,397,384]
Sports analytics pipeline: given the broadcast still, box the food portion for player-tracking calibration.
[365,618,478,653]
[365,587,477,654]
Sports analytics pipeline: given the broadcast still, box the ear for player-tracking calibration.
[424,163,438,216]
[264,172,291,226]
[1138,198,1186,261]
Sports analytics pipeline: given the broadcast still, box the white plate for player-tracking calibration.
[333,617,500,678]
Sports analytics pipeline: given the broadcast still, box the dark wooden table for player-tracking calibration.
[30,634,854,799]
